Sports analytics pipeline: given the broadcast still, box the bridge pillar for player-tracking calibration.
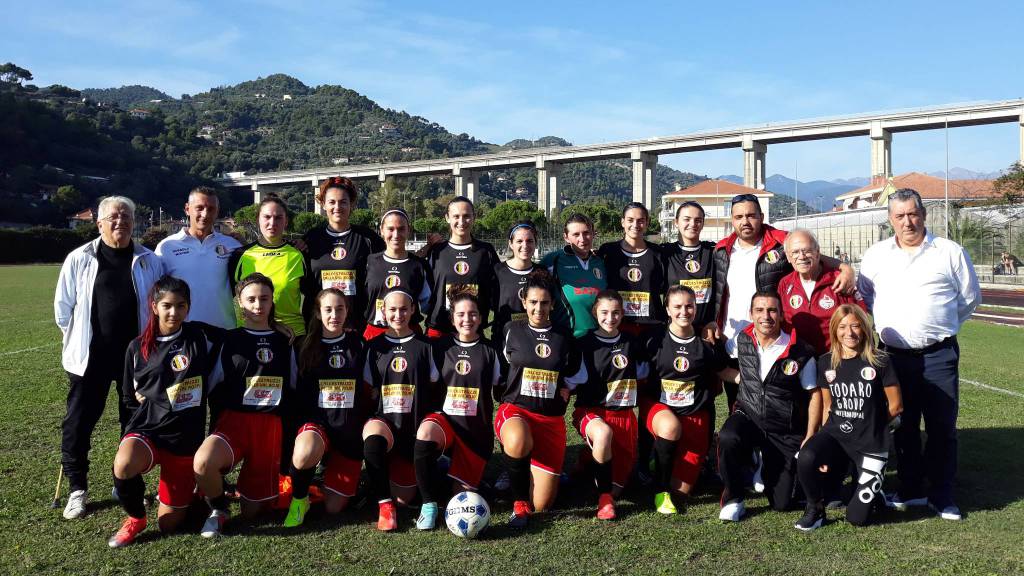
[742,136,767,190]
[631,150,657,209]
[252,182,264,204]
[378,170,387,191]
[870,121,892,184]
[312,178,325,215]
[536,159,563,217]
[1018,110,1024,165]
[453,165,479,203]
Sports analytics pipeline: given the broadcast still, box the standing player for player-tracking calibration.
[596,203,665,340]
[362,291,441,531]
[541,213,607,338]
[413,286,501,530]
[492,221,537,341]
[283,288,368,528]
[496,270,582,528]
[423,197,499,338]
[363,209,432,340]
[107,276,222,547]
[568,289,649,520]
[662,201,717,336]
[193,273,298,537]
[302,177,385,333]
[795,304,903,530]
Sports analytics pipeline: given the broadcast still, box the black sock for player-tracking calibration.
[207,494,229,513]
[594,458,613,495]
[414,439,443,504]
[113,474,146,519]
[363,434,391,502]
[506,453,531,503]
[290,462,316,500]
[654,437,677,493]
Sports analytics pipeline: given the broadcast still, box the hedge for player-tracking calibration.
[0,226,96,264]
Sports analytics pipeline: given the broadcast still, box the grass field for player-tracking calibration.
[1,265,1023,575]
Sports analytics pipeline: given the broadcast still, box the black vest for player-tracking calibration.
[735,330,815,434]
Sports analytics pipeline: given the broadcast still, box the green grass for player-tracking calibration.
[1,265,1023,575]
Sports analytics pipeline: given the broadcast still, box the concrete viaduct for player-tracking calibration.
[215,99,1024,215]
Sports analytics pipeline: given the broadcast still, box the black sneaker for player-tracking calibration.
[794,504,825,532]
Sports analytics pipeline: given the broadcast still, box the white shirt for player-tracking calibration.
[723,240,761,357]
[155,228,241,329]
[754,331,817,390]
[858,231,981,349]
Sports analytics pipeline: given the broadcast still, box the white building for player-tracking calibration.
[659,179,773,243]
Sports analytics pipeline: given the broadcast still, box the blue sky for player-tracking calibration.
[6,0,1023,181]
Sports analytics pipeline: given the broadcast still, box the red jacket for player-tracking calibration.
[777,262,865,355]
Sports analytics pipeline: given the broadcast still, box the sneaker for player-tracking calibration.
[508,500,532,529]
[752,452,765,494]
[108,516,147,548]
[654,491,678,515]
[886,492,928,511]
[794,504,826,532]
[283,496,309,528]
[63,489,88,519]
[596,493,616,520]
[929,501,962,521]
[719,499,746,522]
[376,500,397,532]
[200,509,229,538]
[416,502,438,530]
[494,470,511,492]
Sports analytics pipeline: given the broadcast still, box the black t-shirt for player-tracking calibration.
[570,332,649,410]
[433,336,501,458]
[363,333,440,454]
[425,240,500,333]
[645,329,722,416]
[302,225,384,328]
[491,261,534,340]
[364,253,432,328]
[819,353,899,454]
[499,320,579,417]
[91,241,138,355]
[297,332,368,459]
[213,328,298,417]
[662,241,716,328]
[122,322,222,455]
[596,241,666,325]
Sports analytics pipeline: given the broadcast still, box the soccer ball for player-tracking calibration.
[444,491,490,538]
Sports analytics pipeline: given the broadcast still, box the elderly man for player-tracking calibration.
[778,229,864,355]
[155,187,241,328]
[54,196,164,519]
[857,189,980,521]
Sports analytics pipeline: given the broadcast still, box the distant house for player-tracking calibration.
[68,208,95,229]
[378,123,400,137]
[282,94,292,101]
[659,180,773,242]
[148,99,163,103]
[400,147,420,153]
[835,172,999,211]
[198,125,216,140]
[129,108,151,119]
[331,157,350,165]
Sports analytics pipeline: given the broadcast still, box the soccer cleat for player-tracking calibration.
[794,504,825,532]
[929,501,962,521]
[596,493,616,520]
[508,500,532,529]
[108,516,147,548]
[63,489,88,519]
[200,509,229,538]
[376,500,397,532]
[416,502,438,530]
[283,496,309,528]
[654,491,678,515]
[719,499,746,522]
[886,492,928,511]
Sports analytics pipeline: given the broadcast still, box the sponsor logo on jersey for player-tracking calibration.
[170,353,190,372]
[860,366,877,380]
[391,356,408,372]
[255,347,274,364]
[765,250,780,264]
[215,244,229,256]
[612,353,629,369]
[839,421,854,433]
[331,246,347,260]
[819,294,835,310]
[789,295,804,309]
[825,370,836,383]
[385,274,401,288]
[329,353,345,369]
[455,359,472,375]
[684,259,701,273]
[626,267,642,282]
[535,343,552,358]
[673,355,690,373]
[782,359,799,375]
[454,261,470,275]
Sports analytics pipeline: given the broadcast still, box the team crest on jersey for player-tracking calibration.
[825,370,836,383]
[535,343,552,358]
[391,357,408,372]
[781,359,799,375]
[612,353,629,369]
[455,359,472,375]
[170,353,190,372]
[860,366,877,380]
[215,244,229,256]
[256,347,274,364]
[818,295,835,310]
[765,250,780,264]
[626,267,642,283]
[331,246,347,260]
[789,295,804,309]
[385,275,402,288]
[454,261,470,275]
[684,259,701,273]
[593,268,603,280]
[329,353,345,369]
[673,356,690,373]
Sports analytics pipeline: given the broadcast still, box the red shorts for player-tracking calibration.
[494,403,566,475]
[120,433,195,508]
[365,417,417,488]
[297,423,362,497]
[571,406,638,488]
[639,399,710,487]
[421,413,487,488]
[212,410,282,502]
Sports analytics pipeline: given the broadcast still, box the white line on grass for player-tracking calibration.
[0,344,54,357]
[973,313,1024,321]
[962,378,1024,399]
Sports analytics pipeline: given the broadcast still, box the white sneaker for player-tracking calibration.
[752,452,765,494]
[719,499,746,522]
[200,509,229,538]
[63,489,88,519]
[929,502,962,521]
[886,493,928,511]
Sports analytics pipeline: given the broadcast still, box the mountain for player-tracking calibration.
[927,167,1004,180]
[81,85,174,108]
[718,173,857,212]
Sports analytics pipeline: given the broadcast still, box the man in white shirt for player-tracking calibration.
[857,188,980,521]
[155,187,242,329]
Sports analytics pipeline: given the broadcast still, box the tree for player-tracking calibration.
[53,185,82,214]
[559,201,621,239]
[0,62,32,86]
[292,211,327,235]
[350,208,377,228]
[46,84,80,98]
[412,216,447,235]
[994,162,1024,204]
[477,201,547,238]
[234,204,259,226]
[367,177,405,215]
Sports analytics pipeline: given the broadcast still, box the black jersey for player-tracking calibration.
[491,261,534,340]
[298,332,369,458]
[433,336,501,458]
[122,322,223,455]
[597,241,666,325]
[213,328,298,417]
[819,353,899,454]
[569,332,650,410]
[662,241,716,328]
[364,253,432,328]
[425,240,500,332]
[303,225,384,328]
[645,329,722,416]
[363,333,440,452]
[499,320,579,417]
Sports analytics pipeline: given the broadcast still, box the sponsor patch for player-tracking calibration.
[611,353,629,369]
[819,294,835,310]
[789,295,804,309]
[331,246,347,261]
[321,269,356,295]
[385,274,402,289]
[660,379,695,407]
[390,356,408,373]
[255,347,273,364]
[382,384,415,414]
[605,379,637,407]
[328,353,345,369]
[455,359,472,375]
[318,379,355,409]
[782,359,799,375]
[443,386,480,416]
[765,250,780,264]
[860,366,877,380]
[454,261,470,275]
[166,376,202,411]
[215,244,229,256]
[520,367,558,398]
[825,370,836,383]
[626,267,642,282]
[684,259,700,273]
[673,356,690,373]
[839,421,854,433]
[170,353,190,372]
[535,343,552,358]
[243,376,283,407]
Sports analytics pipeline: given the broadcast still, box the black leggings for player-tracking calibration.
[797,432,887,526]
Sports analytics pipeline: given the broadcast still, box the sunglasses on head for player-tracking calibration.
[731,194,759,204]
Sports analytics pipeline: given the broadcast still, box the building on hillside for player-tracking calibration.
[378,123,400,137]
[129,109,151,119]
[836,172,998,210]
[659,180,773,243]
[68,208,95,229]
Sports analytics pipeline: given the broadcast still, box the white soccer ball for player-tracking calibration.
[444,491,490,538]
